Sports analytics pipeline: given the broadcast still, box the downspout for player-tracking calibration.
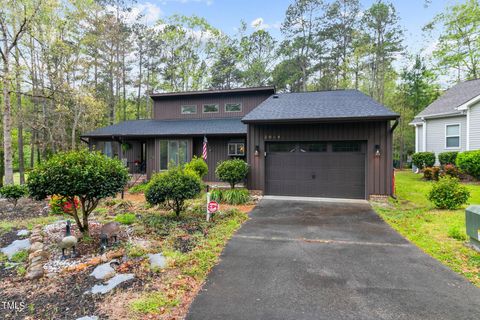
[390,118,399,199]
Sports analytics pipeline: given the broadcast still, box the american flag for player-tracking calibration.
[202,136,208,160]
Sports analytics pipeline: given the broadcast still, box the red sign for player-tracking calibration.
[207,201,219,213]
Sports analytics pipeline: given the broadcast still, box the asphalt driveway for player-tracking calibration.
[187,198,480,320]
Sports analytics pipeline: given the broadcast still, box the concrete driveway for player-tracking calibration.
[187,198,480,320]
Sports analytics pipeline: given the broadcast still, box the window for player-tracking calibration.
[159,140,188,170]
[446,124,460,148]
[181,105,197,114]
[225,103,242,112]
[203,104,219,113]
[267,143,297,153]
[103,141,113,158]
[299,143,327,152]
[332,141,361,152]
[228,143,245,156]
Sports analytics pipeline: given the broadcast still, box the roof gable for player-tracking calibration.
[242,90,398,123]
[416,79,480,118]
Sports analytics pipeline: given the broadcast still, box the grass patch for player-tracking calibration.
[0,215,60,234]
[10,250,28,263]
[115,212,136,225]
[374,170,480,286]
[128,182,149,194]
[130,291,179,314]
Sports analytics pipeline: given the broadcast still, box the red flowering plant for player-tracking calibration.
[49,195,80,215]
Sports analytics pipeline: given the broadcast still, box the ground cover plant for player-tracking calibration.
[373,170,480,286]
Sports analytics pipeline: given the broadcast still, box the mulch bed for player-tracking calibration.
[0,198,49,221]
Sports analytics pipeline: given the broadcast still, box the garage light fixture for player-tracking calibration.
[254,145,260,157]
[375,144,381,157]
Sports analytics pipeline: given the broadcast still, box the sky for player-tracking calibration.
[134,0,458,58]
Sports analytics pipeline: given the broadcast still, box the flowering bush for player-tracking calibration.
[49,195,80,215]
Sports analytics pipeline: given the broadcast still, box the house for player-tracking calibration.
[411,79,480,160]
[82,87,399,200]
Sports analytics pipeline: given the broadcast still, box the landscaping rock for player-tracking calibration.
[76,317,98,320]
[29,250,49,260]
[1,239,31,259]
[148,253,167,269]
[17,229,30,237]
[29,241,43,252]
[25,268,44,280]
[88,273,135,294]
[90,262,116,280]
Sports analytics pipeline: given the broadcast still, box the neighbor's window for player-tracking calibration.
[203,104,219,113]
[446,124,460,148]
[228,143,245,156]
[181,105,197,114]
[225,103,242,112]
[159,140,188,170]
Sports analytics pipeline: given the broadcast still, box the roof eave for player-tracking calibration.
[242,115,399,124]
[149,86,276,99]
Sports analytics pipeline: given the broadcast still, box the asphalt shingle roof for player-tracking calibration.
[82,118,246,137]
[416,79,480,118]
[242,90,398,122]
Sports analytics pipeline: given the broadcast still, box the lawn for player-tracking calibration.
[373,170,480,286]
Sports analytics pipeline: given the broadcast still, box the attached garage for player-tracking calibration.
[265,141,366,199]
[242,90,399,200]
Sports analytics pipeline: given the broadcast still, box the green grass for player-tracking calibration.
[374,171,480,286]
[130,292,180,314]
[0,216,60,235]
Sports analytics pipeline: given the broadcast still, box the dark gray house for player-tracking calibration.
[82,87,399,200]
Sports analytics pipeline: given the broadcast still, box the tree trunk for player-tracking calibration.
[15,46,25,184]
[137,42,143,120]
[2,39,14,185]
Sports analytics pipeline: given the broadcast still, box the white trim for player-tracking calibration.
[202,104,219,113]
[422,119,427,151]
[456,94,480,111]
[225,103,242,113]
[466,107,471,150]
[445,123,461,149]
[415,125,419,152]
[181,105,197,114]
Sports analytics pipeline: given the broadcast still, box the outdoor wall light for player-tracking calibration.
[254,145,260,157]
[375,144,381,157]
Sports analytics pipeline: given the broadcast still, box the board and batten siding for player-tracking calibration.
[146,137,193,179]
[152,92,271,120]
[424,116,467,160]
[416,125,424,152]
[469,102,480,150]
[247,121,394,198]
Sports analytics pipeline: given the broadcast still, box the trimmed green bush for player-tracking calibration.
[115,212,136,225]
[456,150,480,179]
[0,184,28,207]
[210,189,223,202]
[215,159,249,189]
[27,150,129,235]
[185,156,208,179]
[222,189,250,205]
[438,152,458,166]
[145,167,202,216]
[428,176,470,210]
[412,152,436,170]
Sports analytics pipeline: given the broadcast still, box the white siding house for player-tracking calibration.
[411,79,480,164]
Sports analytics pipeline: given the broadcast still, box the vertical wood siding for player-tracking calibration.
[469,102,480,150]
[247,121,394,197]
[152,92,271,120]
[146,137,193,179]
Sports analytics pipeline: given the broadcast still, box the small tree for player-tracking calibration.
[0,184,27,207]
[215,159,249,189]
[184,156,208,179]
[428,176,470,210]
[145,167,202,217]
[27,150,129,235]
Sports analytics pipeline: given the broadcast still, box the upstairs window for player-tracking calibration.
[228,142,245,156]
[225,103,242,112]
[203,104,219,113]
[446,124,460,148]
[181,105,197,114]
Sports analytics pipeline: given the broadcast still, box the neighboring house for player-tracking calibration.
[82,87,399,200]
[411,79,480,161]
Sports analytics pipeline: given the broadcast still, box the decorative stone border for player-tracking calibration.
[25,226,49,280]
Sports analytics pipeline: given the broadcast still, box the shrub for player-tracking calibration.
[128,183,149,194]
[423,167,433,180]
[412,152,436,170]
[27,150,129,235]
[49,195,80,215]
[443,164,459,178]
[222,189,250,205]
[0,184,28,207]
[115,212,136,225]
[456,150,480,179]
[438,152,458,166]
[184,156,208,179]
[145,167,202,216]
[210,189,223,202]
[428,176,470,210]
[215,159,249,189]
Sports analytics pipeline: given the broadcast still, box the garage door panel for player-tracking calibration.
[265,142,366,199]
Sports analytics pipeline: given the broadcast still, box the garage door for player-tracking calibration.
[265,141,366,199]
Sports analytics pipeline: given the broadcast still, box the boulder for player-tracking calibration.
[90,262,116,280]
[17,229,30,237]
[148,253,167,269]
[1,239,31,259]
[88,273,135,294]
[25,268,44,280]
